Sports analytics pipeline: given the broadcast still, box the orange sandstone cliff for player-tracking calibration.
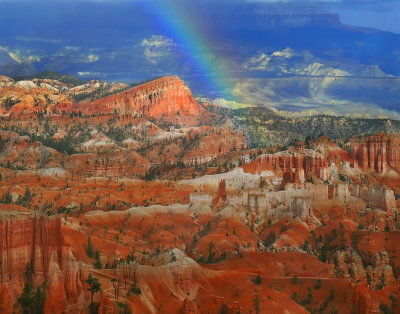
[0,214,87,313]
[53,76,211,126]
[351,133,400,173]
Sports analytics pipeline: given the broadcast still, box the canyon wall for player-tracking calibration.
[0,214,87,312]
[243,153,329,185]
[351,134,400,173]
[0,215,61,286]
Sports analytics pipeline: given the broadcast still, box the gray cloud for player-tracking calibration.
[230,76,400,119]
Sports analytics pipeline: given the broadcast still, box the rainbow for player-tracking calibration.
[141,0,233,99]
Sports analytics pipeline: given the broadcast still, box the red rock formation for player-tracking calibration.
[228,301,243,314]
[183,129,246,166]
[0,286,12,313]
[366,250,395,286]
[334,248,366,281]
[53,76,211,126]
[243,153,329,185]
[44,252,66,313]
[98,291,117,314]
[357,186,396,212]
[0,215,62,287]
[348,283,373,314]
[60,247,84,304]
[351,134,400,173]
[0,76,131,117]
[0,214,85,310]
[182,298,198,314]
[212,180,227,211]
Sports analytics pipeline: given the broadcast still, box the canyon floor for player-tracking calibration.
[0,75,400,313]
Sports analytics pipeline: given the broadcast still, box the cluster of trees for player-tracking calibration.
[35,132,77,155]
[0,161,27,170]
[16,187,33,208]
[0,191,12,204]
[104,126,126,144]
[379,294,398,314]
[71,85,129,103]
[87,236,102,269]
[197,241,228,265]
[17,262,46,314]
[3,96,19,109]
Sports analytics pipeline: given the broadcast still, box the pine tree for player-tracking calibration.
[85,273,101,305]
[129,268,141,296]
[252,274,262,285]
[87,236,94,258]
[94,250,102,269]
[207,241,215,264]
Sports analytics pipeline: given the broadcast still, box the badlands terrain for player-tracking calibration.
[0,74,400,313]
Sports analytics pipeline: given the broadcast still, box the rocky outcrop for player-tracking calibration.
[352,185,396,211]
[351,134,400,173]
[53,76,210,126]
[347,283,373,314]
[169,249,203,298]
[334,248,366,281]
[0,286,12,313]
[243,152,329,186]
[44,251,66,313]
[0,214,86,309]
[98,291,117,314]
[335,249,395,288]
[212,180,227,211]
[183,129,246,166]
[60,247,85,304]
[1,75,212,125]
[0,215,62,288]
[64,150,151,178]
[366,251,395,287]
[0,75,130,116]
[66,79,129,103]
[0,130,61,171]
[181,298,198,314]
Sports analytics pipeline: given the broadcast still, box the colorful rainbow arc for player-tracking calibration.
[142,0,233,99]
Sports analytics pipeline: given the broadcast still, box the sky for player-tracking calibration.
[324,0,400,33]
[0,0,399,117]
[0,0,399,33]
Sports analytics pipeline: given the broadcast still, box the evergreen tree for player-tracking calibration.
[94,250,102,269]
[207,241,215,264]
[252,274,262,285]
[0,191,12,204]
[129,268,141,296]
[87,236,94,258]
[85,273,101,306]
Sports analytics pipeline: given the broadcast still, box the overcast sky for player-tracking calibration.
[0,0,398,33]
